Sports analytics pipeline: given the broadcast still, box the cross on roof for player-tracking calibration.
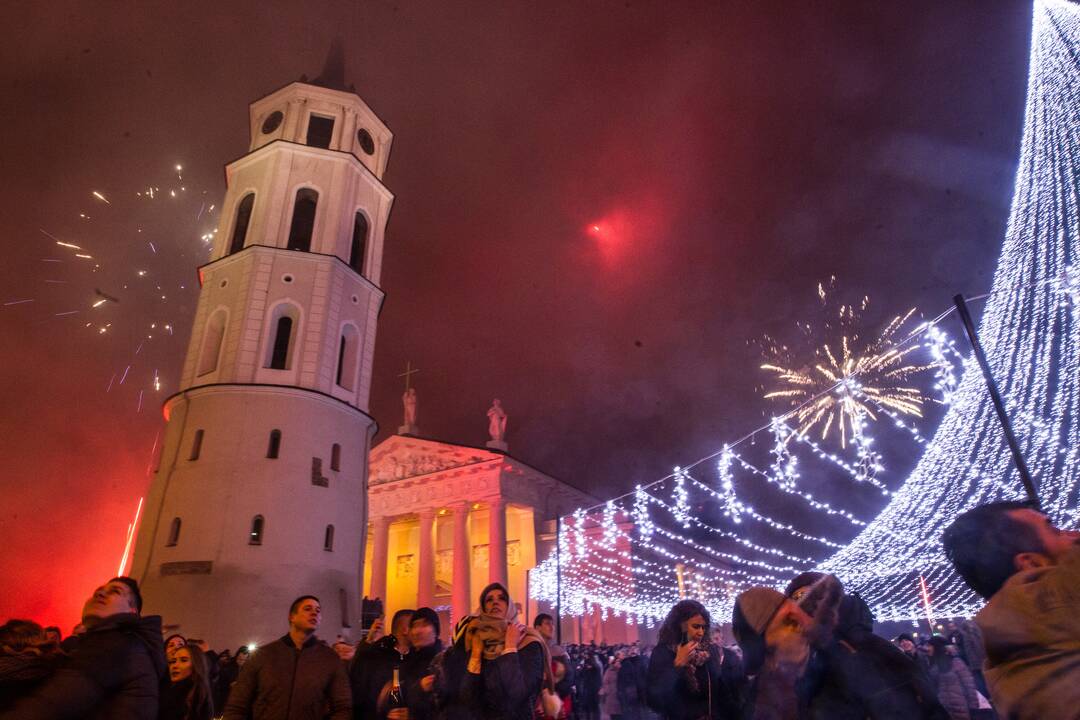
[397,361,420,391]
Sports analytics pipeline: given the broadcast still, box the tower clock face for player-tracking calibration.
[261,111,284,134]
[357,128,375,155]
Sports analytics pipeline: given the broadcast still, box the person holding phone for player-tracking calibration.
[646,600,743,720]
[351,610,415,720]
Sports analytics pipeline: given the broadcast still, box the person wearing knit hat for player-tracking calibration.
[397,608,444,720]
[410,607,441,641]
[783,572,825,602]
[737,576,950,719]
[732,587,791,675]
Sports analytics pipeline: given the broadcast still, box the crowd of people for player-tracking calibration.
[0,500,1076,719]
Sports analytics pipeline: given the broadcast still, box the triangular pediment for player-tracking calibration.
[368,435,504,485]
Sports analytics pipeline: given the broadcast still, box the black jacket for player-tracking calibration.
[159,676,214,720]
[435,642,546,720]
[400,640,444,720]
[646,644,742,720]
[0,651,62,712]
[223,634,351,720]
[0,613,167,720]
[351,636,408,720]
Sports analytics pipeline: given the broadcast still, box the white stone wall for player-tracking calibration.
[132,385,374,647]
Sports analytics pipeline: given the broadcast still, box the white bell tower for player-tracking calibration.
[131,48,393,646]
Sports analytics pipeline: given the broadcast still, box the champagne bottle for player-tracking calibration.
[388,667,406,710]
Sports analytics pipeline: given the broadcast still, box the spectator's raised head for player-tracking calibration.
[534,613,555,640]
[943,501,1080,599]
[894,633,915,653]
[409,607,440,649]
[733,587,810,673]
[479,582,511,618]
[87,577,141,619]
[288,595,321,634]
[236,646,251,666]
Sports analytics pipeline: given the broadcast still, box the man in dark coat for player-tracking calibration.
[223,594,351,720]
[0,576,167,720]
[399,607,444,720]
[351,608,414,720]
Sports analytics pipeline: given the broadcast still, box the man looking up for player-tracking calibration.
[943,501,1080,719]
[223,595,351,719]
[1,576,166,719]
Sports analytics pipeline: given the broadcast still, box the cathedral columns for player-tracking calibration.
[370,516,390,603]
[488,498,508,587]
[417,509,436,609]
[451,502,471,626]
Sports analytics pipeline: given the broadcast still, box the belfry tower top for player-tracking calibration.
[246,46,392,180]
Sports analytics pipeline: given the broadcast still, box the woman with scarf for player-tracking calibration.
[434,583,554,720]
[647,600,742,720]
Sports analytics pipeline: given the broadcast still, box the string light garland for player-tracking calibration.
[530,0,1080,623]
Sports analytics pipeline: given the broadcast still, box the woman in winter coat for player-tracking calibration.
[159,644,214,720]
[0,620,64,711]
[646,600,742,720]
[433,583,554,720]
[926,637,979,720]
[601,656,622,720]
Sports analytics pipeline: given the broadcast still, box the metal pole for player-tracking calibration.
[952,294,1040,508]
[555,516,563,645]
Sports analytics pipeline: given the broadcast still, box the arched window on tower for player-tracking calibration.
[331,443,341,471]
[267,429,282,459]
[287,189,318,252]
[196,309,227,376]
[350,211,368,275]
[265,304,300,370]
[335,325,359,391]
[189,429,204,461]
[249,515,264,545]
[167,517,181,547]
[228,193,255,255]
[324,524,335,551]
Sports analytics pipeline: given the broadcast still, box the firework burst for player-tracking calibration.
[760,278,931,447]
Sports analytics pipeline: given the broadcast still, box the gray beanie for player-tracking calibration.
[732,587,787,674]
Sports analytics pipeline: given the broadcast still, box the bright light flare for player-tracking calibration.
[117,497,144,576]
[92,191,111,204]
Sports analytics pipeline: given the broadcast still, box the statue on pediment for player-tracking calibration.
[487,399,507,443]
[399,386,419,435]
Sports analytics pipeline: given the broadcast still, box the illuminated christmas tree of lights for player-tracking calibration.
[822,0,1080,619]
[530,0,1080,624]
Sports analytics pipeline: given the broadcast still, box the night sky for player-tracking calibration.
[0,0,1030,627]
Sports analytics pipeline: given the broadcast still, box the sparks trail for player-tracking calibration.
[760,276,934,447]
